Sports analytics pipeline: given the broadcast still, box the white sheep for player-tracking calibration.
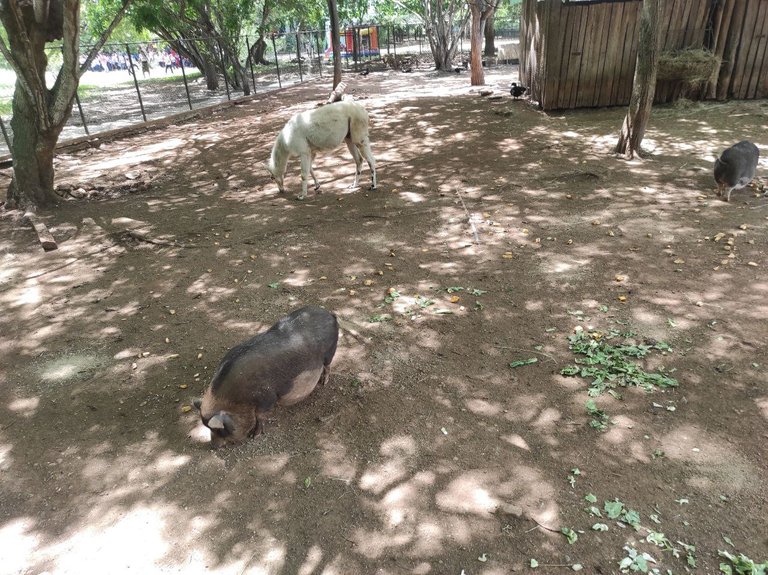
[265,100,377,200]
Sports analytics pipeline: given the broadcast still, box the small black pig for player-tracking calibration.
[193,305,338,448]
[714,140,759,202]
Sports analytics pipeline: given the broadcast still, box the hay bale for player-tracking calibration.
[657,48,721,86]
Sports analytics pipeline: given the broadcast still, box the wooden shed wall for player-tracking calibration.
[522,0,768,110]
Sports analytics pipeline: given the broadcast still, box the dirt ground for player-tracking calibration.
[1,65,767,575]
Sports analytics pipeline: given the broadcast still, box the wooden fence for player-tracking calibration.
[521,0,768,110]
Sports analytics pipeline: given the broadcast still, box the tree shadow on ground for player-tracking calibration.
[0,69,766,574]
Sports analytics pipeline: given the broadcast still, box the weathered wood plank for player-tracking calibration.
[717,0,747,100]
[618,2,642,106]
[711,0,736,99]
[555,3,575,109]
[568,3,590,108]
[24,212,58,252]
[593,2,615,107]
[598,2,623,107]
[576,4,599,108]
[733,0,761,99]
[744,1,768,98]
[590,2,613,108]
[542,0,564,110]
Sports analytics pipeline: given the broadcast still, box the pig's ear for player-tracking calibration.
[192,398,202,410]
[208,412,235,434]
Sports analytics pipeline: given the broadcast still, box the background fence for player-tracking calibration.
[0,20,520,159]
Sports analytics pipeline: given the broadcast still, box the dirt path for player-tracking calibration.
[0,66,766,575]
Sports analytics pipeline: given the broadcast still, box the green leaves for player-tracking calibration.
[561,527,578,544]
[619,545,657,573]
[585,399,608,430]
[562,329,677,395]
[718,550,768,574]
[509,357,538,368]
[563,330,678,429]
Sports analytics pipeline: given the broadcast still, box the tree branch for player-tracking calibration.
[0,0,50,128]
[51,0,81,126]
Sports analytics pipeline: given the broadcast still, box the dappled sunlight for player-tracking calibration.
[84,137,189,174]
[658,425,762,495]
[0,70,766,573]
[359,435,418,495]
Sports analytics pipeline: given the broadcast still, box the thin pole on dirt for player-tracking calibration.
[0,116,12,157]
[246,35,256,91]
[295,32,304,83]
[315,32,323,78]
[125,44,147,122]
[271,34,282,89]
[179,52,193,110]
[74,91,90,136]
[392,26,397,60]
[216,38,231,101]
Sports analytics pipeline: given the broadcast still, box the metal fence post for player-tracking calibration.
[216,38,231,100]
[392,26,397,60]
[315,31,323,78]
[179,48,193,110]
[246,34,256,91]
[295,31,304,82]
[271,34,282,88]
[74,92,89,135]
[0,116,12,157]
[126,44,147,122]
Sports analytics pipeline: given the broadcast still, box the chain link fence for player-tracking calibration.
[0,20,519,159]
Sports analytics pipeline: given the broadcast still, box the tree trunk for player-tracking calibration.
[250,36,270,65]
[202,60,219,90]
[469,0,496,85]
[469,5,485,85]
[0,0,130,209]
[7,57,65,208]
[327,0,342,89]
[616,0,662,158]
[483,10,496,57]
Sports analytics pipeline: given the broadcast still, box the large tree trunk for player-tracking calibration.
[249,36,271,65]
[616,0,662,158]
[469,4,485,85]
[6,41,65,208]
[469,0,496,86]
[483,9,496,57]
[0,0,130,209]
[327,0,342,88]
[8,108,61,208]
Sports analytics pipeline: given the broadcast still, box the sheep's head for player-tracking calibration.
[264,162,284,193]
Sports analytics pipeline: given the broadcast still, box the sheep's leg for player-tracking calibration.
[359,138,377,190]
[310,152,320,191]
[345,138,364,189]
[298,153,312,200]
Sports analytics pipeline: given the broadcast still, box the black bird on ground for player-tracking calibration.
[360,67,370,76]
[510,82,527,99]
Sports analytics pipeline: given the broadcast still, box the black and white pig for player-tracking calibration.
[714,140,759,202]
[193,305,338,448]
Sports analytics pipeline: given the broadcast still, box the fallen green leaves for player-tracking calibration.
[509,357,538,368]
[562,328,678,430]
[561,329,678,395]
[718,550,768,574]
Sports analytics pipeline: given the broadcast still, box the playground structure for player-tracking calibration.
[325,25,381,63]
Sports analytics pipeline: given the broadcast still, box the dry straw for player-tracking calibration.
[657,48,721,86]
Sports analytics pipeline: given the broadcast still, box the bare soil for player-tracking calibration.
[1,66,767,575]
